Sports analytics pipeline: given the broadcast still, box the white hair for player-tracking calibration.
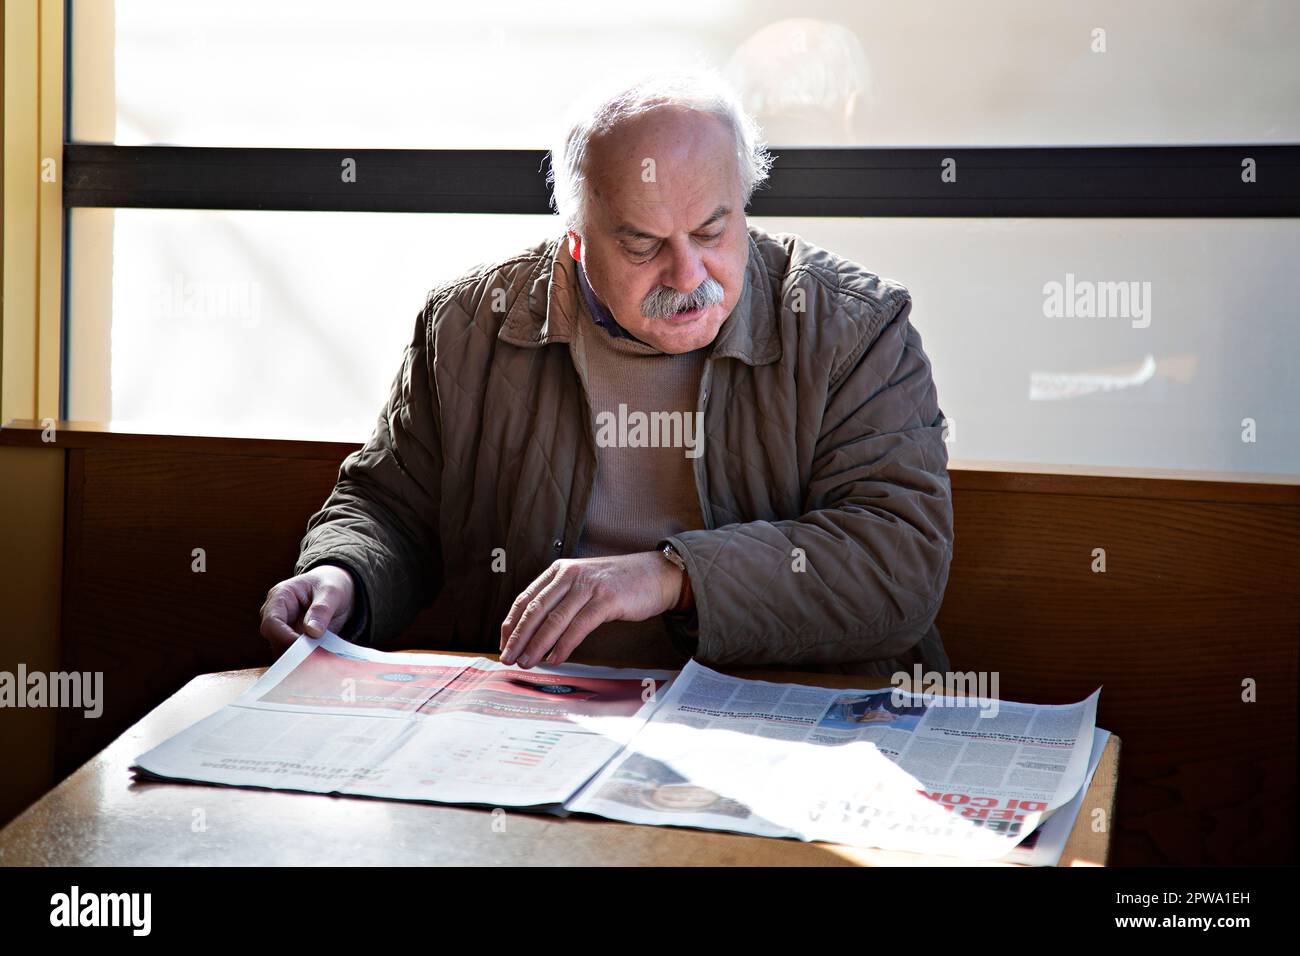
[547,69,774,235]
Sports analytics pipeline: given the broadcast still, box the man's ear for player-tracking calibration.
[566,229,583,262]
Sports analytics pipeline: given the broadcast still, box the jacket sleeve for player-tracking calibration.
[293,297,444,648]
[662,295,953,668]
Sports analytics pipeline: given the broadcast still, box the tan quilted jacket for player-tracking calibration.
[296,224,954,678]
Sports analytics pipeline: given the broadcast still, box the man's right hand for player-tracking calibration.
[259,564,356,656]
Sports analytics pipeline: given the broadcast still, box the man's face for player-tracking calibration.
[567,107,750,355]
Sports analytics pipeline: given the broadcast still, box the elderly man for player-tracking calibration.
[260,71,954,678]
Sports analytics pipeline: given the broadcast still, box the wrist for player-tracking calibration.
[672,566,693,613]
[658,544,693,614]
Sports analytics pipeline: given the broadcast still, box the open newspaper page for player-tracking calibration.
[567,660,1100,860]
[1000,728,1111,866]
[132,632,676,808]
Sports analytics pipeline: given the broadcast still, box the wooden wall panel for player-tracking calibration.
[935,490,1298,864]
[3,422,1292,865]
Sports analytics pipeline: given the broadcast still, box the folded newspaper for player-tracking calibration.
[132,632,1105,863]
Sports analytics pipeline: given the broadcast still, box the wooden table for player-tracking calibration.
[0,654,1120,866]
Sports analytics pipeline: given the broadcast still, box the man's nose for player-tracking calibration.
[661,239,708,296]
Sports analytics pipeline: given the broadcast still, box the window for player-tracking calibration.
[60,0,1300,472]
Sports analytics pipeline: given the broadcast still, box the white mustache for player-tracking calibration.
[641,277,725,319]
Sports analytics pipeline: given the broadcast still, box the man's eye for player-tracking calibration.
[696,232,723,242]
[629,245,658,259]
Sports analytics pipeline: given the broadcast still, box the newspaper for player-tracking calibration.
[133,634,1102,861]
[1002,728,1110,866]
[133,632,676,808]
[566,660,1101,860]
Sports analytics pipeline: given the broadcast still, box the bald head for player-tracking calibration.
[548,71,772,236]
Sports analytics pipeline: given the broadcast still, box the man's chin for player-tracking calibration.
[635,306,723,352]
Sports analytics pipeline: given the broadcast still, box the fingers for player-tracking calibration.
[259,585,303,654]
[539,601,607,666]
[510,580,596,668]
[500,562,561,651]
[259,574,345,655]
[501,564,606,667]
[302,587,336,638]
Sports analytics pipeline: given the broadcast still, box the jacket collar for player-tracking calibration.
[498,227,781,366]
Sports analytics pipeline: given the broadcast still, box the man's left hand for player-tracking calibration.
[499,551,685,668]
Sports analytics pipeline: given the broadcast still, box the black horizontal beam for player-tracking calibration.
[63,144,1300,217]
[63,146,554,214]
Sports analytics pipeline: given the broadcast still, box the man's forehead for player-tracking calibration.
[586,111,741,208]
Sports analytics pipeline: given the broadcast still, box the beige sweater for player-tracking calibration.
[569,278,709,667]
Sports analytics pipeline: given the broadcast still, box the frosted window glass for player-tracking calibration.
[71,0,1300,148]
[753,216,1300,474]
[69,210,1300,473]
